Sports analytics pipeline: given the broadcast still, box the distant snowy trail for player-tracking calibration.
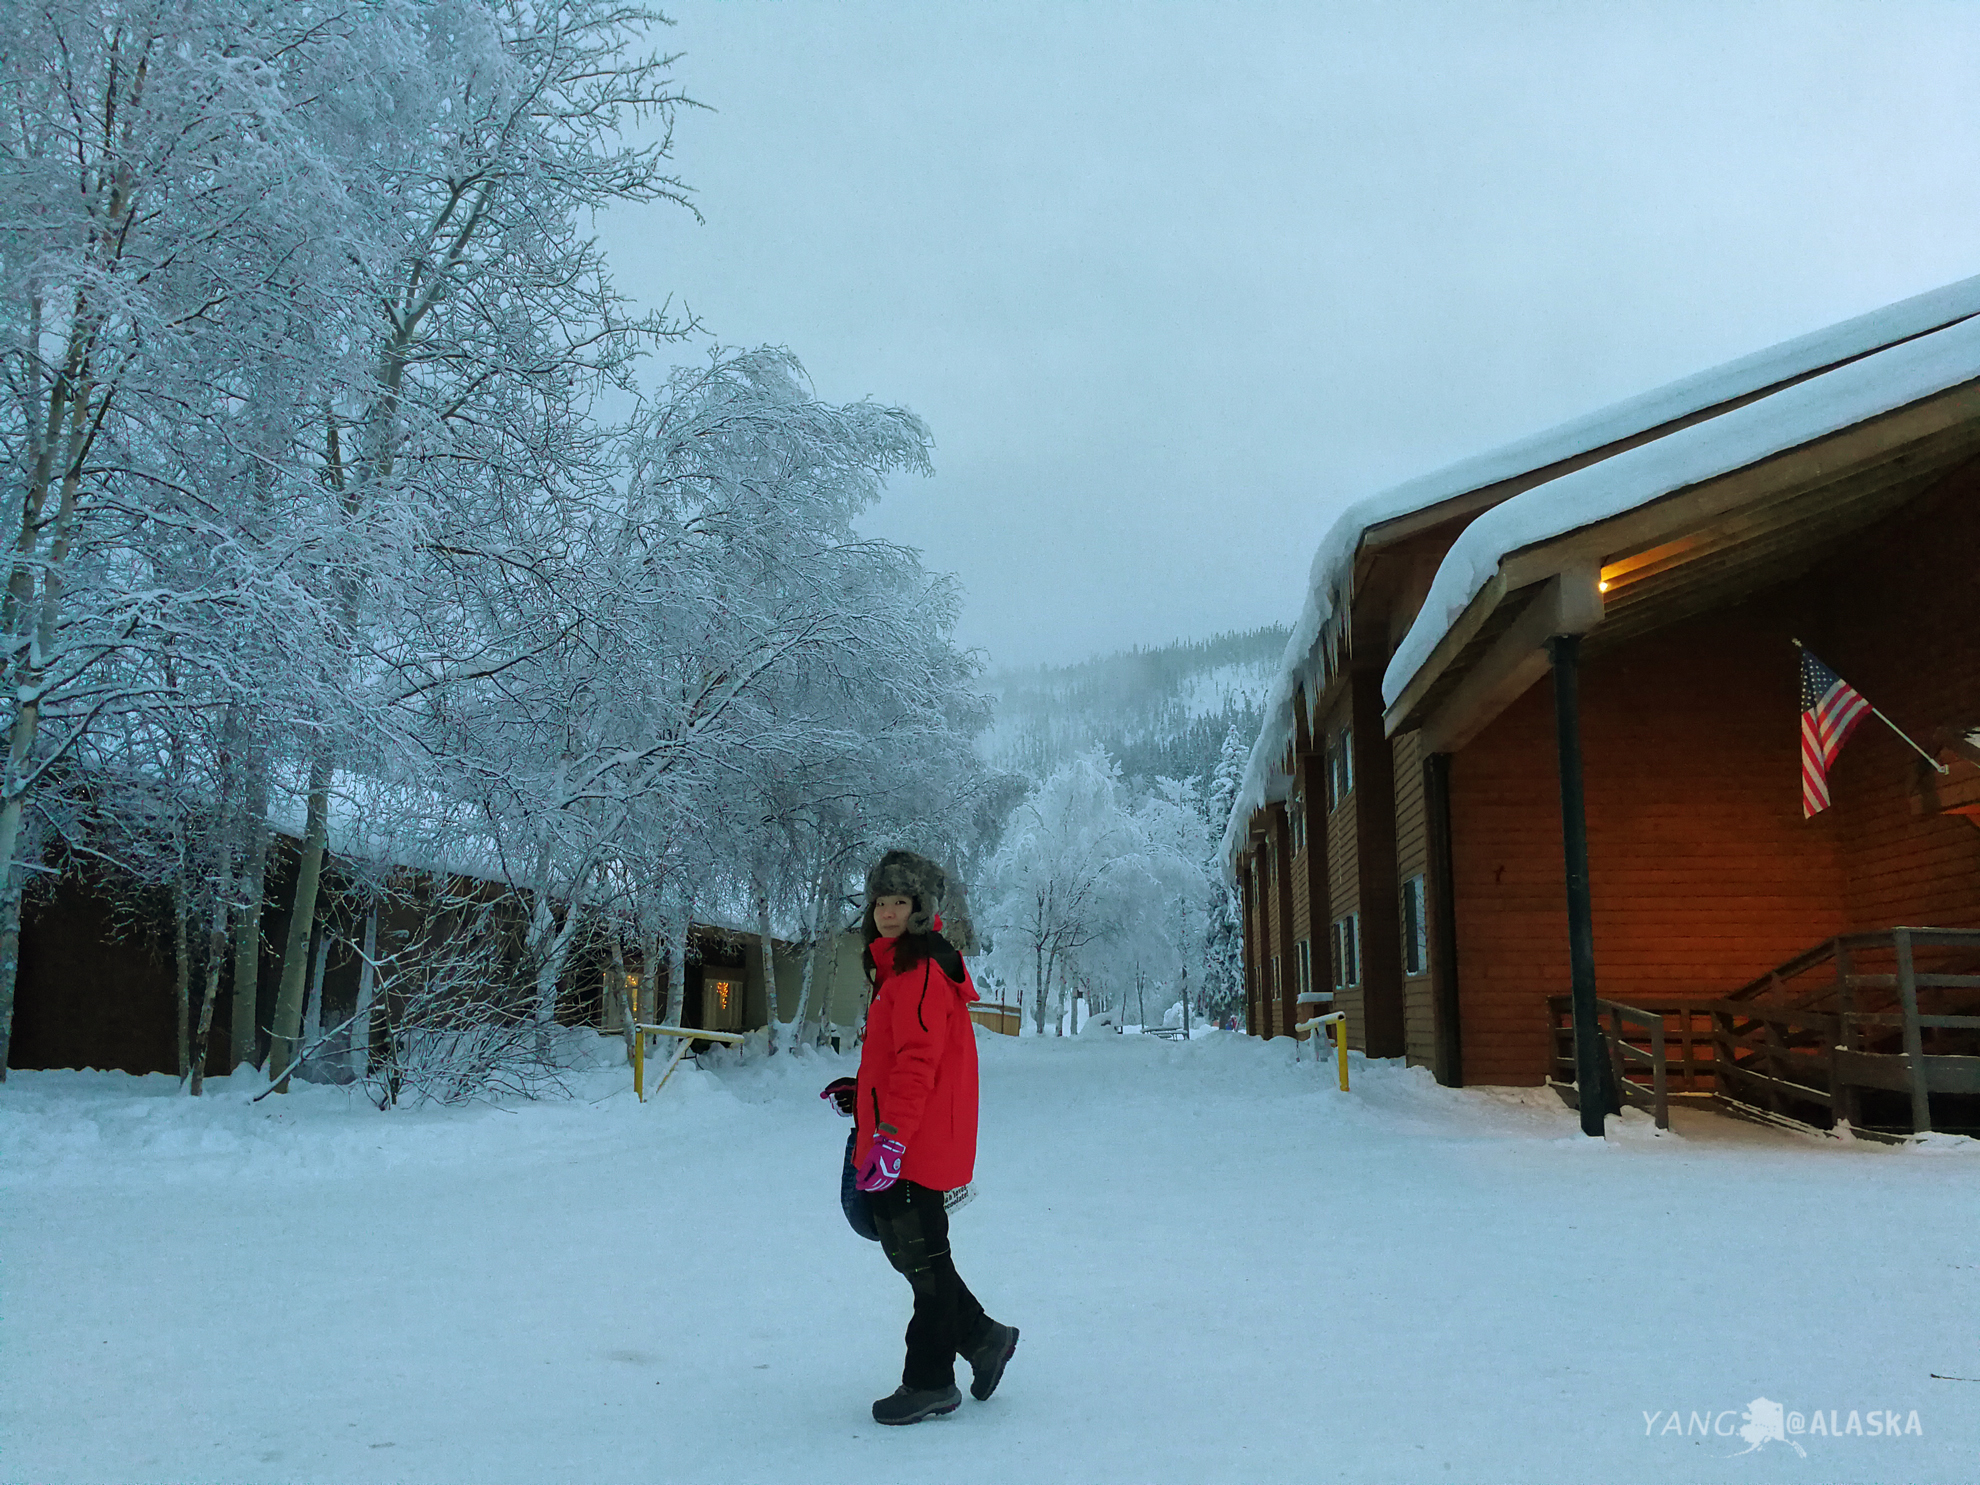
[4,1033,1975,1484]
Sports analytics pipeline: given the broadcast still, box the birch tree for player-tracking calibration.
[0,0,358,1077]
[261,0,699,1084]
[985,750,1148,1035]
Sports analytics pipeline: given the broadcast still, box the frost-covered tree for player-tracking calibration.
[1132,775,1214,1026]
[1200,724,1248,1020]
[983,750,1149,1035]
[0,0,372,1079]
[0,4,1001,1101]
[260,0,699,1087]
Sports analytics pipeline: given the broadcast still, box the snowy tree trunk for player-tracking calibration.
[530,908,586,1029]
[790,877,828,1051]
[299,927,329,1081]
[267,758,331,1092]
[818,923,846,1047]
[187,789,244,1095]
[1177,895,1191,1036]
[755,877,779,1056]
[230,762,270,1073]
[662,908,686,1028]
[0,367,93,1081]
[349,907,378,1079]
[187,889,232,1096]
[173,878,193,1079]
[1034,940,1048,1036]
[607,934,638,1063]
[639,927,661,1029]
[527,855,594,1041]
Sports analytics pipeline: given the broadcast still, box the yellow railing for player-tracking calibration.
[631,1023,747,1100]
[1295,1009,1349,1092]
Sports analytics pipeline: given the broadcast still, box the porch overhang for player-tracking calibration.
[1384,377,1980,747]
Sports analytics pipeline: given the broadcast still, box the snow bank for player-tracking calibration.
[0,1030,726,1188]
[6,1033,1974,1483]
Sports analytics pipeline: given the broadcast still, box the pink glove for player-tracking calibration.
[855,1135,906,1193]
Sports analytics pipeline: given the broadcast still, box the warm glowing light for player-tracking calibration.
[1598,580,1610,592]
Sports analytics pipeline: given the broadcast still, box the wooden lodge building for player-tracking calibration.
[1225,276,1980,1138]
[9,835,851,1080]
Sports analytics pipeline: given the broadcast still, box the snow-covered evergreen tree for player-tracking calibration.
[1200,724,1249,1020]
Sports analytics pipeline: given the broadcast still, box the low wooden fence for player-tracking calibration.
[1547,927,1980,1138]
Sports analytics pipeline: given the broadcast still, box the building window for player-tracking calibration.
[1289,789,1306,856]
[1401,875,1427,977]
[1295,938,1313,1000]
[1325,729,1355,812]
[703,973,744,1031]
[1329,913,1360,989]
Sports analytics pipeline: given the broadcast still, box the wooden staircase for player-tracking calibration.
[1548,928,1980,1139]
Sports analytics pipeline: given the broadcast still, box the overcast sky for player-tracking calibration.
[595,1,1980,669]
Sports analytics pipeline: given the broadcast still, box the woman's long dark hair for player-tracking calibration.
[861,897,964,985]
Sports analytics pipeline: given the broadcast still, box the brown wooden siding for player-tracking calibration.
[1392,728,1434,1066]
[1824,467,1980,933]
[1449,593,1850,1086]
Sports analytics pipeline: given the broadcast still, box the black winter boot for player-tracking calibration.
[966,1323,1019,1401]
[871,1384,962,1425]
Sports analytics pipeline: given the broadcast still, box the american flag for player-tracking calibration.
[1800,648,1870,818]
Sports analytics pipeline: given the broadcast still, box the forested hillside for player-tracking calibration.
[982,626,1286,784]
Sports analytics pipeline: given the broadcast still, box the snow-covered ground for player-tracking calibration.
[4,1032,1975,1484]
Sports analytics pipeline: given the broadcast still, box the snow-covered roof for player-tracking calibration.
[1220,272,1980,870]
[1382,309,1980,711]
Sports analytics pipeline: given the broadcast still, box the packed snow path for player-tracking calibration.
[4,1032,1975,1483]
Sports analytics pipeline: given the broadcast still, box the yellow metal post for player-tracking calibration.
[634,1027,645,1101]
[1334,1016,1349,1093]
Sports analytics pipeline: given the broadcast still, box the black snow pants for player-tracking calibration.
[868,1179,994,1391]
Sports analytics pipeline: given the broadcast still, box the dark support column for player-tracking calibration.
[1268,804,1297,1044]
[1548,635,1609,1136]
[1241,860,1258,1036]
[1350,668,1406,1058]
[1423,751,1463,1088]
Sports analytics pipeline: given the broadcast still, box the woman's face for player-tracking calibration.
[873,894,913,939]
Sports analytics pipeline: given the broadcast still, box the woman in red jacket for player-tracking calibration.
[852,849,1018,1426]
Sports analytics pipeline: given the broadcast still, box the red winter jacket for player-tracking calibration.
[855,935,980,1192]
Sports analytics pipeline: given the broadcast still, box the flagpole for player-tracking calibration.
[1790,638,1948,774]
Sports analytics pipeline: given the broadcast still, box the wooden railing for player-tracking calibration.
[1547,926,1980,1138]
[1548,998,1700,1130]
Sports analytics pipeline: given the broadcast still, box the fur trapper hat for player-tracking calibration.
[865,849,976,953]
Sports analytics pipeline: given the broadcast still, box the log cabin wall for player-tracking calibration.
[1391,727,1434,1066]
[1822,466,1980,930]
[6,846,619,1077]
[1447,593,1850,1085]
